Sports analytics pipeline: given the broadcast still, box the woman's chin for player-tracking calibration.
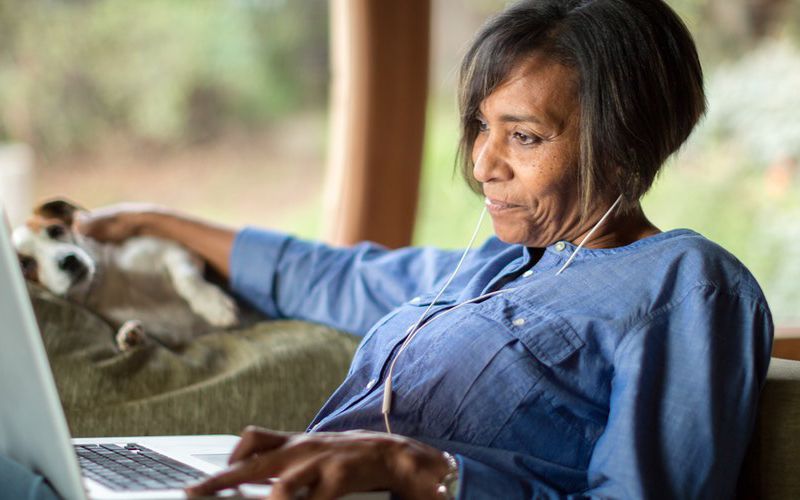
[492,224,532,247]
[491,220,556,248]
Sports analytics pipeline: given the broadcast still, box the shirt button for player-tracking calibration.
[410,296,421,304]
[512,317,526,327]
[522,270,533,278]
[555,241,567,252]
[366,378,377,390]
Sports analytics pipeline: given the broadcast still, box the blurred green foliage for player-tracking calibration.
[0,0,328,156]
[1,0,797,322]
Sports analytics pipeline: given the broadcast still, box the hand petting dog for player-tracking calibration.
[13,198,239,351]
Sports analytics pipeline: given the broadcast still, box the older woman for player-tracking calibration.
[19,0,771,498]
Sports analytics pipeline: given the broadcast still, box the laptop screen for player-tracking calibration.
[0,205,87,500]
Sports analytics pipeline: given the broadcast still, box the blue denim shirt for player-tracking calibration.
[230,228,773,499]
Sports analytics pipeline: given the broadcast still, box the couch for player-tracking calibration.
[737,357,800,498]
[29,284,360,437]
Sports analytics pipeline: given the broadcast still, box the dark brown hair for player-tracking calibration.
[457,0,707,216]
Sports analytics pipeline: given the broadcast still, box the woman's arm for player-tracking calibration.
[78,206,486,335]
[227,227,496,335]
[77,204,236,278]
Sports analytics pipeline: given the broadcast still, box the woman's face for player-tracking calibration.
[472,52,592,248]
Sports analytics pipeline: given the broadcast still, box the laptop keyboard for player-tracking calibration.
[75,443,208,491]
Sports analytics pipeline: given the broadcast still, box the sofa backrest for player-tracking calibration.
[737,357,800,498]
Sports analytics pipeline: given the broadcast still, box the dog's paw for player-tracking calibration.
[116,320,147,351]
[194,288,239,328]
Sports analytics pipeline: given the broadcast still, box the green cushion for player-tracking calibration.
[29,284,360,437]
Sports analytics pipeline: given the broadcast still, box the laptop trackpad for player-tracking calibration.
[191,453,230,468]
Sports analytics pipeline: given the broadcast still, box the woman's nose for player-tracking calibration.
[472,136,512,183]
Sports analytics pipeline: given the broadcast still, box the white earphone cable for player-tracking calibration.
[382,195,622,433]
[383,205,489,433]
[555,195,622,275]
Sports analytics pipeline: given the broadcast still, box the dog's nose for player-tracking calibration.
[58,254,85,275]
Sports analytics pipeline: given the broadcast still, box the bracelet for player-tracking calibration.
[436,451,460,499]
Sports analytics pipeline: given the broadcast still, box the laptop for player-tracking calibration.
[0,205,388,499]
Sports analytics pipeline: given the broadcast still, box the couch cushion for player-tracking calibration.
[29,284,360,437]
[738,358,800,498]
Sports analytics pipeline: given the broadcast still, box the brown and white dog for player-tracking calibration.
[12,199,238,350]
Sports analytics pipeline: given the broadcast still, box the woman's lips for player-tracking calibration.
[484,197,522,213]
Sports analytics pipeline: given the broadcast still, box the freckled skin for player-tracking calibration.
[473,52,660,249]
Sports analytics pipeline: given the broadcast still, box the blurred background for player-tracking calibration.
[0,0,798,326]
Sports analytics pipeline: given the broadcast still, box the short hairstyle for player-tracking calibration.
[457,0,707,216]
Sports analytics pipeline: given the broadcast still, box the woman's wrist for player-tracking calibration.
[436,451,460,499]
[386,438,456,499]
[133,209,176,238]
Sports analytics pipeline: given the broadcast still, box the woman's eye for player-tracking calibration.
[46,224,66,239]
[476,118,488,132]
[514,131,540,146]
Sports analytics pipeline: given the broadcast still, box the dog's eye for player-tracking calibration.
[46,224,66,239]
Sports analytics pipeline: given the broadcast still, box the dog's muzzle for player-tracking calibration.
[59,253,89,283]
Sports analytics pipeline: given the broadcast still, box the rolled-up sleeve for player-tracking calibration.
[228,227,469,336]
[229,227,291,320]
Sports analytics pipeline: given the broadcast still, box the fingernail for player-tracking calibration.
[184,485,202,496]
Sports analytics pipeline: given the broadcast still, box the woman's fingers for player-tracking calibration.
[187,429,449,499]
[75,202,162,242]
[229,426,291,465]
[270,453,366,500]
[305,459,358,500]
[268,456,324,500]
[185,454,276,497]
[186,428,297,496]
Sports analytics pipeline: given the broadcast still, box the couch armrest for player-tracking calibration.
[737,358,800,498]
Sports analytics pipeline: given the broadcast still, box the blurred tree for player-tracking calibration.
[703,0,791,53]
[0,0,329,158]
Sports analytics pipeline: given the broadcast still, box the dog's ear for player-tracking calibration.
[34,198,85,226]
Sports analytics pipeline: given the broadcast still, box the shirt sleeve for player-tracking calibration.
[228,227,475,336]
[581,284,772,498]
[452,284,773,499]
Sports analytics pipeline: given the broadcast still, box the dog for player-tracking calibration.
[12,199,239,351]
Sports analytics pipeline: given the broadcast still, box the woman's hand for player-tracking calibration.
[185,426,452,500]
[75,203,236,277]
[75,202,167,243]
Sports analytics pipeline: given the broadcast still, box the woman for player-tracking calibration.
[7,0,773,498]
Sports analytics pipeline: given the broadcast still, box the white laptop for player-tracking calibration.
[0,205,387,500]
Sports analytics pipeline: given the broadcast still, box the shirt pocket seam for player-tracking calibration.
[484,304,585,367]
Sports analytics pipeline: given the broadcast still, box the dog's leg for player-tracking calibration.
[162,247,238,328]
[116,320,147,351]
